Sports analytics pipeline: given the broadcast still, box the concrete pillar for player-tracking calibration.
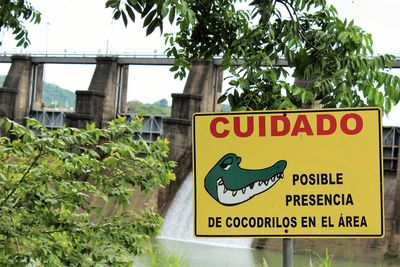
[66,56,119,128]
[0,55,33,123]
[397,128,400,179]
[182,60,223,112]
[88,57,119,126]
[0,88,18,118]
[119,65,129,114]
[158,61,222,215]
[33,64,44,110]
[65,90,105,128]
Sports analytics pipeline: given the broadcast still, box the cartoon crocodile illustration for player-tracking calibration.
[204,153,287,206]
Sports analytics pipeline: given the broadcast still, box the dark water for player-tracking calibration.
[133,238,382,267]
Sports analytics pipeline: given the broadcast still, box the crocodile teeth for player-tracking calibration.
[258,181,263,186]
[224,188,227,193]
[264,180,269,186]
[218,179,224,185]
[271,176,275,182]
[242,188,246,194]
[278,173,284,179]
[232,191,237,197]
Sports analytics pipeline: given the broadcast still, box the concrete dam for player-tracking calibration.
[1,54,400,264]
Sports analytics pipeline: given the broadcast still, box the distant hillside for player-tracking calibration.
[43,83,75,109]
[127,99,171,116]
[0,75,76,109]
[0,75,173,115]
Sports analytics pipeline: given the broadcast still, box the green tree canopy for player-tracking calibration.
[108,0,400,113]
[0,0,41,47]
[0,117,175,265]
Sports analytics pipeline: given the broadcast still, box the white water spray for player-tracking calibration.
[160,172,253,248]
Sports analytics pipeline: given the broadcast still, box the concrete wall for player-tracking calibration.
[158,61,223,215]
[66,57,128,128]
[0,56,34,123]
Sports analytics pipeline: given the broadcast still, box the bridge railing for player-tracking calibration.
[29,109,163,143]
[30,109,70,129]
[121,113,163,143]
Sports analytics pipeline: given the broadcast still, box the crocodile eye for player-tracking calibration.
[220,157,233,171]
[221,164,231,171]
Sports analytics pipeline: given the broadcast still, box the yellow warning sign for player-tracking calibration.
[192,108,384,238]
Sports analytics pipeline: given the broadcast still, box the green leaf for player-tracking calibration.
[122,11,128,26]
[113,10,121,20]
[169,6,175,24]
[105,0,118,8]
[16,38,25,47]
[143,10,156,28]
[125,4,135,22]
[4,119,11,133]
[161,2,169,18]
[127,0,137,6]
[132,2,142,13]
[146,19,160,36]
[180,17,189,31]
[141,2,154,18]
[228,94,234,107]
[217,94,228,104]
[293,88,302,96]
[384,99,392,113]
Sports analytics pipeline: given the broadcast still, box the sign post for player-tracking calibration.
[283,238,293,267]
[192,108,384,244]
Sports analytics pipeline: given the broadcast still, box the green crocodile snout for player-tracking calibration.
[204,153,287,206]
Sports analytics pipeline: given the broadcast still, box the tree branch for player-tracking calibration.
[276,0,318,50]
[0,146,44,209]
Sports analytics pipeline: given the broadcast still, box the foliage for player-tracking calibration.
[0,116,175,266]
[0,0,41,47]
[154,98,169,108]
[127,99,171,115]
[107,0,400,114]
[148,243,189,267]
[309,249,333,267]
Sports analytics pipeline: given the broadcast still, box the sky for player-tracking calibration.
[0,0,399,125]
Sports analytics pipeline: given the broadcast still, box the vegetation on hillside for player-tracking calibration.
[43,83,76,110]
[127,99,171,116]
[1,75,170,114]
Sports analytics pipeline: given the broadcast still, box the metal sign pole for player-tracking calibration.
[283,238,293,267]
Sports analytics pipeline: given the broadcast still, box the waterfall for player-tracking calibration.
[160,172,252,248]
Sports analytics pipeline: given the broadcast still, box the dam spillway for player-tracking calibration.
[160,172,253,248]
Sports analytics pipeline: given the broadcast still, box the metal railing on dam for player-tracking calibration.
[30,109,163,143]
[1,52,400,67]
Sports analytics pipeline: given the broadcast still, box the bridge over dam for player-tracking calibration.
[0,54,400,263]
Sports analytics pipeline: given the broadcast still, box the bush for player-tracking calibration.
[0,116,175,266]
